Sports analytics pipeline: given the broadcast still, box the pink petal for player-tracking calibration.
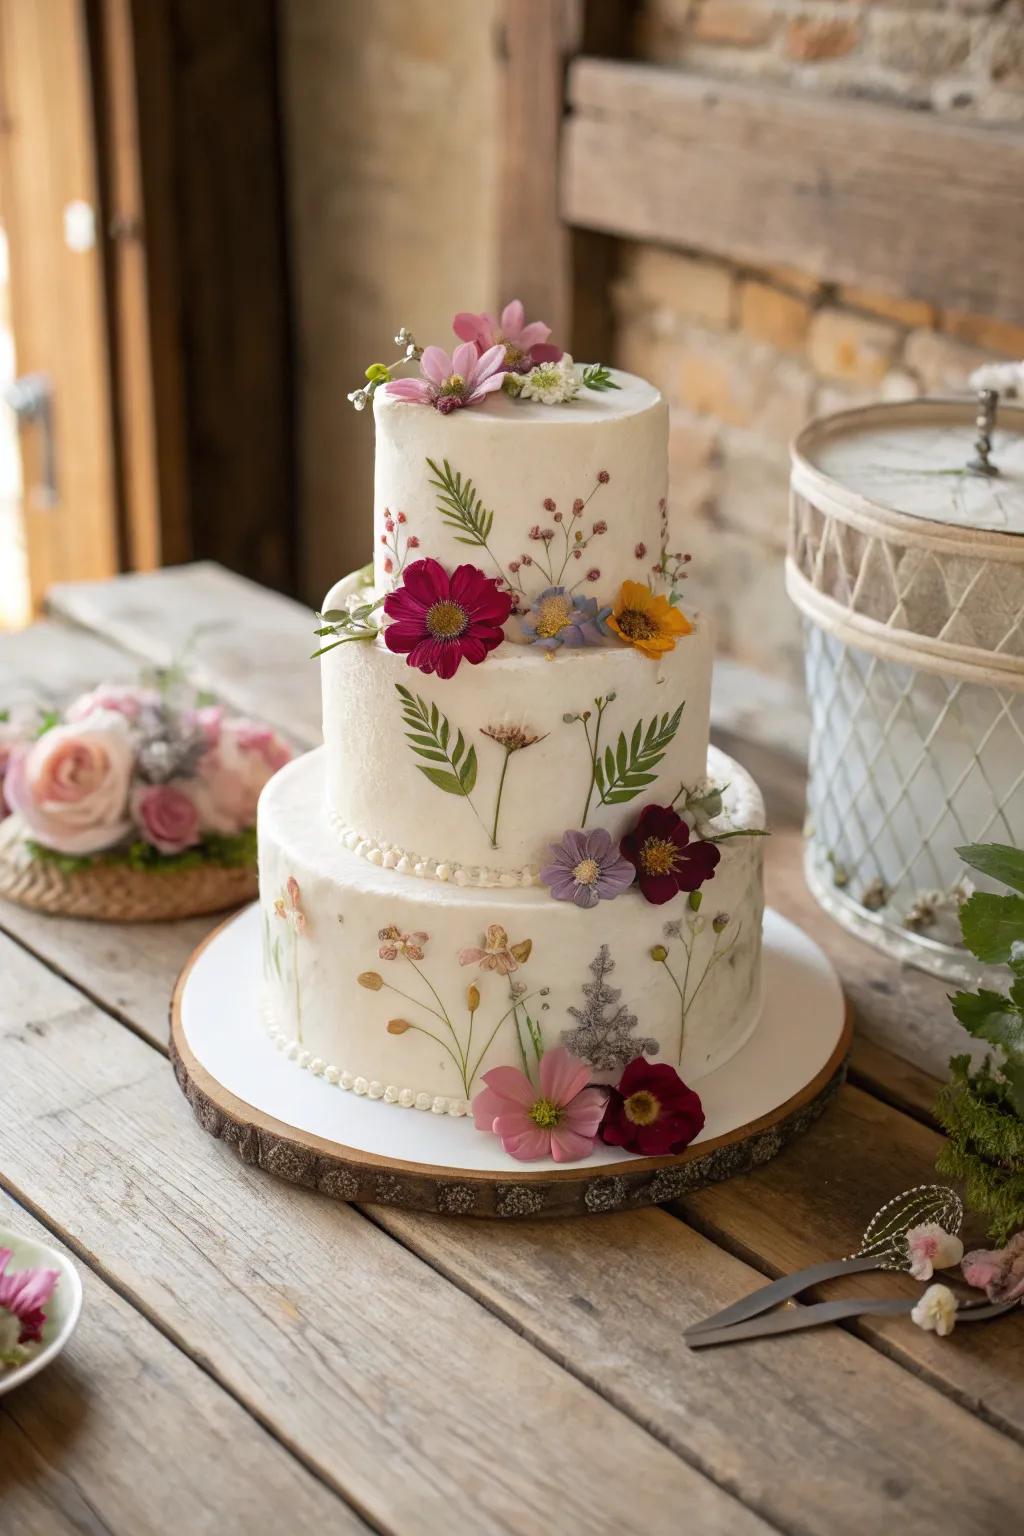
[496,1125,553,1161]
[451,341,479,380]
[540,1046,591,1106]
[386,378,433,403]
[517,321,551,350]
[472,1085,506,1132]
[458,946,486,966]
[560,1086,608,1138]
[480,1064,537,1107]
[420,345,452,386]
[452,312,488,347]
[466,374,507,403]
[501,299,525,336]
[472,343,508,386]
[550,1125,598,1163]
[530,342,563,364]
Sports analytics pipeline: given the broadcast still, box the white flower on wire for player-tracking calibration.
[968,360,1024,398]
[906,1222,965,1281]
[910,1283,958,1337]
[519,353,581,406]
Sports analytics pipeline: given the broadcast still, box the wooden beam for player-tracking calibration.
[563,60,1024,323]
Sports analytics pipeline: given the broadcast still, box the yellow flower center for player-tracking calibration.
[503,342,527,366]
[529,1097,561,1129]
[440,372,466,395]
[624,1089,661,1126]
[639,836,678,876]
[616,606,659,641]
[533,593,573,639]
[425,599,469,639]
[573,857,601,886]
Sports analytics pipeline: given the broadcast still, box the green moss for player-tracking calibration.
[26,826,257,877]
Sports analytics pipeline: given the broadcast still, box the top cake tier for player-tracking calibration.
[372,369,668,606]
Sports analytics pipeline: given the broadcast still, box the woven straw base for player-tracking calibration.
[0,816,258,922]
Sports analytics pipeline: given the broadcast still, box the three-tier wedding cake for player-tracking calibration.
[256,305,766,1163]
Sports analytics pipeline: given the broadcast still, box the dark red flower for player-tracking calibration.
[383,558,512,680]
[619,804,720,904]
[599,1057,705,1156]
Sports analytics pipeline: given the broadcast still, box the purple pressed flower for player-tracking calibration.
[541,828,635,909]
[520,587,611,651]
[385,342,507,413]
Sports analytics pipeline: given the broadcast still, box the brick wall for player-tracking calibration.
[612,0,1024,687]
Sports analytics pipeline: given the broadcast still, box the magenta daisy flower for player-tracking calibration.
[453,299,562,373]
[541,828,635,908]
[383,558,513,679]
[385,342,506,413]
[619,804,721,905]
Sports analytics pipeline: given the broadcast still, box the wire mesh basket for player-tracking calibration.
[788,398,1024,983]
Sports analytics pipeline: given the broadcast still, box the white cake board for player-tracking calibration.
[171,904,851,1218]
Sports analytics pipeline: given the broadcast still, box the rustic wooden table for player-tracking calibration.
[2,563,1022,1536]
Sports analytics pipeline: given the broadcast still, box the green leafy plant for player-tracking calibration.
[426,457,494,550]
[311,599,382,659]
[581,363,620,393]
[394,684,498,848]
[594,705,685,806]
[934,841,1024,1242]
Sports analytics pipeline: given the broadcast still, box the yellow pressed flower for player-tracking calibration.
[607,580,692,659]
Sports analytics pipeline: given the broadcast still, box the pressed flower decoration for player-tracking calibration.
[541,828,634,909]
[0,1248,59,1370]
[273,875,306,1042]
[480,723,547,846]
[453,299,561,373]
[598,1057,705,1157]
[620,803,722,905]
[521,588,611,652]
[386,341,507,414]
[383,558,512,680]
[651,909,741,1063]
[459,924,533,975]
[472,1046,607,1163]
[608,580,693,659]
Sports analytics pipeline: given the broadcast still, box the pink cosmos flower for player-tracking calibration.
[383,558,512,680]
[191,717,292,835]
[472,1047,607,1162]
[4,710,135,855]
[453,299,562,373]
[386,342,506,413]
[131,781,202,856]
[0,1248,59,1357]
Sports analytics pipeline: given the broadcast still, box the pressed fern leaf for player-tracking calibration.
[395,683,477,797]
[595,703,684,805]
[426,457,494,547]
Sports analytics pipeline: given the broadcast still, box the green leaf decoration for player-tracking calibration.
[950,988,1024,1053]
[956,842,1024,896]
[581,363,621,392]
[959,891,1024,966]
[426,457,494,548]
[594,704,684,806]
[395,684,477,798]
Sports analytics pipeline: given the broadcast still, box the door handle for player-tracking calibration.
[5,371,58,507]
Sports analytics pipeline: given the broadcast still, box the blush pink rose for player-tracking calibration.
[131,782,201,855]
[65,683,161,723]
[4,710,134,855]
[192,718,292,835]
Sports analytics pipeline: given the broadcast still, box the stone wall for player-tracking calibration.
[613,0,1024,687]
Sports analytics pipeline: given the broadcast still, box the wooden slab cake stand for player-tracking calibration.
[170,905,851,1218]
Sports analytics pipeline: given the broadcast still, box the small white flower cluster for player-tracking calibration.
[518,353,582,406]
[968,359,1024,398]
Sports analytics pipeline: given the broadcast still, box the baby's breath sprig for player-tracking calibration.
[347,326,423,412]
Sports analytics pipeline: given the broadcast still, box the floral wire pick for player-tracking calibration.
[685,1185,965,1347]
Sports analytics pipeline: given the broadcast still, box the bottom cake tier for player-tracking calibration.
[257,747,765,1116]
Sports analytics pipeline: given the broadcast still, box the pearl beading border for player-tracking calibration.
[326,806,539,889]
[263,1001,471,1118]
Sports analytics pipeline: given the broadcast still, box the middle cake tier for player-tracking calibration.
[322,609,714,886]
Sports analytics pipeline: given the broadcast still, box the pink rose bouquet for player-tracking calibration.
[191,717,292,836]
[5,710,135,855]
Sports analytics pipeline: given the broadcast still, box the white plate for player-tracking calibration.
[0,1228,83,1395]
[179,904,846,1174]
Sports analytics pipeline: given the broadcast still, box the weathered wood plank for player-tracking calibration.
[678,1084,1024,1438]
[45,562,320,747]
[0,1190,358,1535]
[563,60,1024,323]
[0,619,140,710]
[0,932,768,1536]
[371,1200,1024,1536]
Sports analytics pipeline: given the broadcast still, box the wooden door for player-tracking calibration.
[0,0,119,611]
